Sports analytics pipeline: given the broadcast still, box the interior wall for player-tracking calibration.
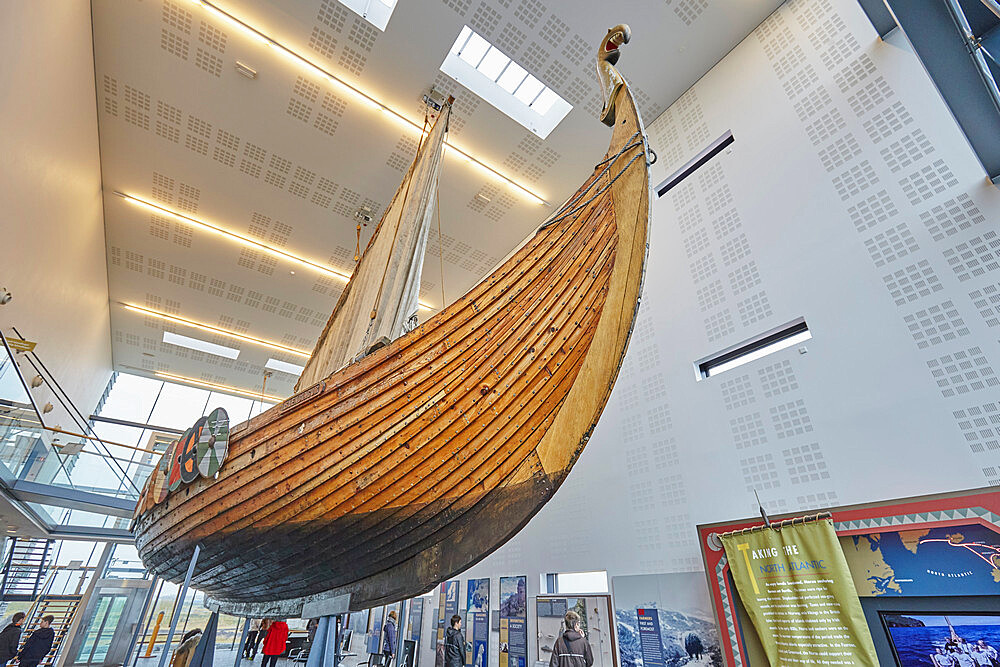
[0,1,113,416]
[459,0,1000,653]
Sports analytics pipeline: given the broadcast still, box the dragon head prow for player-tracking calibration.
[600,24,631,66]
[597,24,632,126]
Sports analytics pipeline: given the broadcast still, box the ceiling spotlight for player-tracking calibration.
[42,402,53,414]
[30,375,43,388]
[355,205,375,224]
[0,288,11,305]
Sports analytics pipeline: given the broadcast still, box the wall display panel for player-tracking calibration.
[536,595,615,667]
[611,573,721,667]
[466,578,489,667]
[499,576,527,667]
[408,597,424,647]
[697,487,1000,666]
[367,605,385,656]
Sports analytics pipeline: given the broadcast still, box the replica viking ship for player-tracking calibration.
[133,24,651,616]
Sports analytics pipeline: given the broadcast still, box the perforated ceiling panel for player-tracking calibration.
[93,0,784,399]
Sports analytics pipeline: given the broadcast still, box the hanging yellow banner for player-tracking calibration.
[3,336,35,352]
[720,517,878,666]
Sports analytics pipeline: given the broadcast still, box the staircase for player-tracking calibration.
[0,539,53,601]
[21,595,82,667]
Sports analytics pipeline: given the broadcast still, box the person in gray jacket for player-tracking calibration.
[549,611,593,667]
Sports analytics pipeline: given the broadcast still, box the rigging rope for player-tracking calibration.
[538,132,642,230]
[539,144,646,230]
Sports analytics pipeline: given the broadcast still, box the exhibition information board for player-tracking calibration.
[499,576,527,667]
[720,518,878,666]
[408,598,423,646]
[466,578,489,667]
[438,580,459,645]
[367,606,385,656]
[636,609,665,667]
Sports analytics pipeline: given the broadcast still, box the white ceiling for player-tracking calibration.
[92,0,783,401]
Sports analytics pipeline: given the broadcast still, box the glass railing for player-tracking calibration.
[1,333,149,526]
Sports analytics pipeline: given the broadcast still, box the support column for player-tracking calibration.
[233,618,251,667]
[157,545,201,667]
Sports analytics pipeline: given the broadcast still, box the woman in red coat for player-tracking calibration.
[261,619,289,667]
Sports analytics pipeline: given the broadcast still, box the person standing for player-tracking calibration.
[244,620,261,660]
[549,611,593,667]
[17,615,55,667]
[261,619,289,667]
[253,619,272,660]
[444,615,465,667]
[0,612,25,666]
[382,611,397,667]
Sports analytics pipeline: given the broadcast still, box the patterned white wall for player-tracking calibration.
[458,0,1000,657]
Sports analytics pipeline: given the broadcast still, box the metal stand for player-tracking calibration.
[157,545,201,667]
[233,617,251,667]
[335,615,343,667]
[190,611,219,667]
[305,615,345,667]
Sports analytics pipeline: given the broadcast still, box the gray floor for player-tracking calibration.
[134,647,297,667]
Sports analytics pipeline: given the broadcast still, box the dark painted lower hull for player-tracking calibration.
[138,454,558,613]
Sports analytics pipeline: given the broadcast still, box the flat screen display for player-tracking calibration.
[881,612,1000,666]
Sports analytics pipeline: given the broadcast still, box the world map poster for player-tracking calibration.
[840,523,1000,596]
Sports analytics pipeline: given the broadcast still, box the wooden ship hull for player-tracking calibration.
[134,27,650,615]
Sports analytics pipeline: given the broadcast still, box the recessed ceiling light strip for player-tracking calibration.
[120,302,312,358]
[154,371,284,403]
[192,0,549,206]
[115,191,434,311]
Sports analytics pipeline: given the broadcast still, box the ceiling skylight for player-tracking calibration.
[338,0,397,31]
[163,332,240,359]
[441,26,573,139]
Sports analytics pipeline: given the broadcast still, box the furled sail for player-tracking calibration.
[295,101,452,392]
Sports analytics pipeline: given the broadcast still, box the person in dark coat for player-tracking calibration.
[549,611,593,667]
[18,615,55,667]
[382,611,397,667]
[0,612,25,665]
[444,615,465,667]
[261,619,289,667]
